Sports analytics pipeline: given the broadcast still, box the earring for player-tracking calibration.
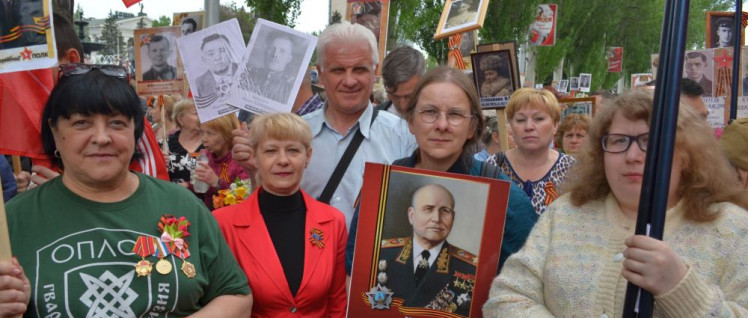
[54,149,60,158]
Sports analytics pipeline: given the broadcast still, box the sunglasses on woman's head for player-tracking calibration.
[58,63,129,81]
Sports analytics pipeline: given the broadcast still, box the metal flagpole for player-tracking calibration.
[622,0,690,317]
[730,0,742,122]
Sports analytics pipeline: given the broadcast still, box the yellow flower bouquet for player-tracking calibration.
[213,178,253,208]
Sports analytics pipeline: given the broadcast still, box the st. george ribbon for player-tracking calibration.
[621,0,689,317]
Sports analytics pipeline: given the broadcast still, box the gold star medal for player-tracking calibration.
[132,236,155,277]
[181,261,196,278]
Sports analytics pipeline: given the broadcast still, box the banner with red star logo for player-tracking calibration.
[0,0,58,74]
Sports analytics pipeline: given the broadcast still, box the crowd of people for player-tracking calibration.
[1,11,748,318]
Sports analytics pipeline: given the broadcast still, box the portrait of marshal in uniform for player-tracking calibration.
[378,184,477,316]
[348,164,510,318]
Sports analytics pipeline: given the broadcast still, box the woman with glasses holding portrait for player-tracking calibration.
[485,88,575,215]
[0,64,253,317]
[484,91,748,317]
[345,67,537,278]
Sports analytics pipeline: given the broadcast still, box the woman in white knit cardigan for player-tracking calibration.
[484,90,748,317]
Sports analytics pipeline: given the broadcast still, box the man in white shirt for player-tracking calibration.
[299,22,416,228]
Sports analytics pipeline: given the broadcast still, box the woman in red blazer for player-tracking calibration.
[213,113,347,317]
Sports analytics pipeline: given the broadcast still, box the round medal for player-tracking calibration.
[156,259,172,274]
[135,260,153,277]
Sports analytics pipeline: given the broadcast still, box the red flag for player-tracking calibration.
[0,69,53,163]
[122,0,142,8]
[131,118,170,181]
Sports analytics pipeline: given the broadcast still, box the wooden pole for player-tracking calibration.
[161,105,168,153]
[11,156,21,175]
[0,181,22,318]
[495,109,508,152]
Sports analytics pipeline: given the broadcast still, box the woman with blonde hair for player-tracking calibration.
[484,91,748,317]
[214,113,347,317]
[167,98,203,184]
[486,88,574,215]
[194,114,254,208]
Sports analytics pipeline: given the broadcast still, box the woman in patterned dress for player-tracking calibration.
[486,88,574,215]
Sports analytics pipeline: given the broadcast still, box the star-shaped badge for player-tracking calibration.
[714,50,733,69]
[365,284,393,310]
[20,47,32,60]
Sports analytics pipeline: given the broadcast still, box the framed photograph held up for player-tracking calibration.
[705,11,745,49]
[434,0,490,40]
[558,97,595,120]
[470,49,516,109]
[347,0,389,74]
[134,26,185,97]
[172,11,206,36]
[348,163,511,318]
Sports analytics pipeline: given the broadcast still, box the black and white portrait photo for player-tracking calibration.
[683,50,714,97]
[140,33,177,81]
[558,79,569,93]
[173,11,205,36]
[706,11,745,49]
[444,0,480,30]
[134,26,184,96]
[228,19,317,114]
[579,73,592,93]
[569,77,579,91]
[177,19,245,122]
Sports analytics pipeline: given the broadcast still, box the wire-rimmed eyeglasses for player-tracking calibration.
[416,107,473,126]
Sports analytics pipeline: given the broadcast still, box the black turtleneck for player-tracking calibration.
[258,189,307,297]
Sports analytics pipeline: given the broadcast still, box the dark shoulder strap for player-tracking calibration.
[318,109,379,204]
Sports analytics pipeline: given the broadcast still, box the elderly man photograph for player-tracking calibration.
[375,45,426,118]
[378,184,476,316]
[142,35,177,81]
[299,21,416,229]
[685,51,713,97]
[194,33,238,103]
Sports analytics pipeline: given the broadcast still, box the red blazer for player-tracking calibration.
[213,188,348,318]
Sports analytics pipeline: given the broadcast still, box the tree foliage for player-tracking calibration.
[151,15,171,27]
[480,0,734,90]
[387,0,735,90]
[244,0,301,27]
[387,0,448,65]
[220,3,256,44]
[101,11,125,57]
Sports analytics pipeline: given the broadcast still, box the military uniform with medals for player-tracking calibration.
[377,237,477,317]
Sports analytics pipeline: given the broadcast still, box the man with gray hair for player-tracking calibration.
[375,46,426,117]
[300,22,416,229]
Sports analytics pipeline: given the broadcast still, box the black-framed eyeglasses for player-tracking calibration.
[416,107,473,126]
[601,133,649,153]
[58,63,129,81]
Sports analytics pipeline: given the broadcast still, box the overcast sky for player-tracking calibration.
[73,0,329,34]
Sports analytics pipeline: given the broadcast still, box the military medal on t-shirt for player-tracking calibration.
[153,239,172,275]
[133,235,156,276]
[159,215,197,279]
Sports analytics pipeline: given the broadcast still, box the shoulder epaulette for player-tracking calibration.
[449,245,478,266]
[381,237,409,248]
